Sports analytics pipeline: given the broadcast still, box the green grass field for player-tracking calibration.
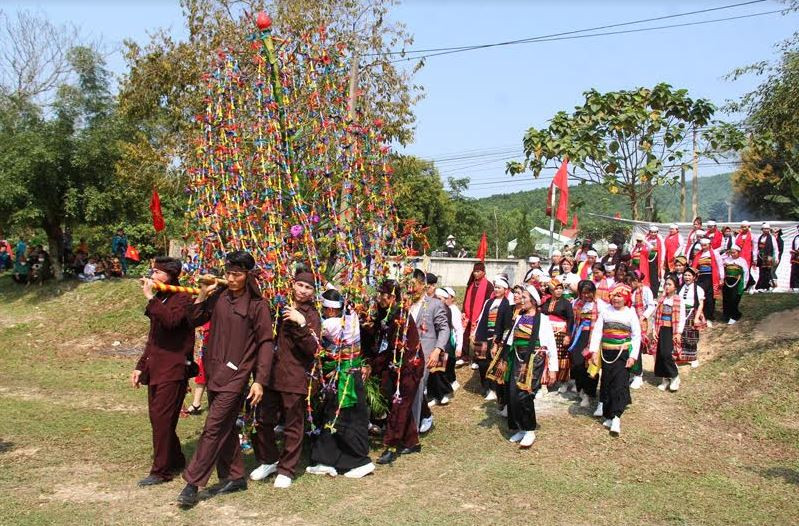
[1,276,798,525]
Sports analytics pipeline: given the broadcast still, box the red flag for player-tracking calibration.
[546,159,570,225]
[572,213,579,231]
[476,232,488,262]
[150,188,165,232]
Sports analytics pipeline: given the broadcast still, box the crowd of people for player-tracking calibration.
[1,228,132,284]
[129,218,798,508]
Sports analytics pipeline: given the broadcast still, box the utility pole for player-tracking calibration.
[493,207,499,259]
[680,165,686,222]
[725,200,733,222]
[692,128,699,219]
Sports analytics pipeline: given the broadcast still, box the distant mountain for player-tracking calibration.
[473,172,735,224]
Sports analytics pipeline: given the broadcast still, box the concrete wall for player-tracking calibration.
[425,256,531,289]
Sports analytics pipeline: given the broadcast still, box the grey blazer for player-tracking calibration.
[412,295,450,358]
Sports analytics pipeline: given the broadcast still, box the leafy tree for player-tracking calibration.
[118,0,422,200]
[507,83,724,220]
[512,211,534,259]
[391,155,455,252]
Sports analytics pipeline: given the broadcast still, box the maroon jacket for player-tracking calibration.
[188,289,275,393]
[136,292,195,385]
[269,301,322,395]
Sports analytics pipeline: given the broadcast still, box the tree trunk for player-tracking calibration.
[629,190,639,221]
[43,216,64,281]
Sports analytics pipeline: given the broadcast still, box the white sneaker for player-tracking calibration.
[273,424,285,434]
[427,399,437,408]
[610,417,621,435]
[509,431,525,443]
[498,405,508,417]
[519,431,536,448]
[419,416,433,433]
[305,464,337,476]
[484,390,497,401]
[593,402,604,417]
[602,419,612,428]
[455,359,466,366]
[630,375,643,390]
[344,462,375,479]
[273,474,292,489]
[451,381,460,392]
[691,360,700,368]
[470,362,479,370]
[579,394,590,408]
[658,378,669,391]
[727,319,736,325]
[706,320,713,328]
[250,462,278,481]
[439,395,450,406]
[558,383,568,394]
[669,376,681,392]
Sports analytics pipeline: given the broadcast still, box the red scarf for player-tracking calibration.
[707,228,723,250]
[631,243,651,286]
[665,232,681,269]
[652,294,682,354]
[464,277,490,323]
[735,231,753,267]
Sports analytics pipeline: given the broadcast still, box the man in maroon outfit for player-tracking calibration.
[177,251,275,507]
[459,262,494,367]
[360,279,424,465]
[132,257,195,486]
[250,271,322,489]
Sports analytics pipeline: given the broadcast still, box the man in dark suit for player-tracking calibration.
[132,257,195,486]
[177,251,275,508]
[250,271,322,489]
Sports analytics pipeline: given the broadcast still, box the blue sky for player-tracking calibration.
[5,0,796,197]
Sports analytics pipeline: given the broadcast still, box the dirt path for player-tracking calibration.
[754,307,799,341]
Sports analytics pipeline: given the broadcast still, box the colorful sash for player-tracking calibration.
[600,321,632,364]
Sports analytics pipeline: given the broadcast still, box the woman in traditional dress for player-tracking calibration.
[653,275,687,392]
[588,283,641,436]
[591,263,615,306]
[307,289,374,478]
[568,280,600,408]
[474,277,514,401]
[559,257,580,301]
[487,287,558,448]
[722,245,749,325]
[677,267,704,368]
[540,278,574,394]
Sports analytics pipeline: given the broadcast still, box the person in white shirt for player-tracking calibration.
[653,275,687,392]
[721,245,750,325]
[629,270,656,389]
[588,283,641,436]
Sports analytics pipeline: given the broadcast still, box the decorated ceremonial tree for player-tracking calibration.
[187,11,418,311]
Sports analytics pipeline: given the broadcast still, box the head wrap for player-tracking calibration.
[741,220,750,226]
[634,233,644,241]
[587,250,598,257]
[683,266,698,277]
[295,271,315,287]
[607,243,617,250]
[707,220,717,226]
[649,225,659,232]
[549,277,564,290]
[493,276,509,289]
[670,223,679,229]
[434,287,449,300]
[730,244,742,252]
[153,257,181,285]
[695,229,706,237]
[552,250,562,257]
[700,238,710,245]
[524,285,541,305]
[609,283,632,307]
[528,256,540,264]
[443,287,456,298]
[762,222,771,229]
[674,255,688,265]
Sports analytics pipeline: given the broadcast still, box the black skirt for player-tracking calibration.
[506,349,544,431]
[569,329,598,397]
[310,372,371,472]
[599,348,631,419]
[654,326,679,378]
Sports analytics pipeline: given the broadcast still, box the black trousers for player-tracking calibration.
[570,331,598,397]
[755,264,773,290]
[791,263,799,288]
[599,349,631,419]
[722,285,743,322]
[697,274,715,320]
[649,259,660,296]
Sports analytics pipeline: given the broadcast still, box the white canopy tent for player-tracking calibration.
[588,213,798,291]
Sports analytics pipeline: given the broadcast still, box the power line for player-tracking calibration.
[372,0,769,57]
[388,6,781,64]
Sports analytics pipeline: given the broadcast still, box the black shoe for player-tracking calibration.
[138,474,169,487]
[398,444,421,455]
[214,478,247,496]
[177,484,198,508]
[376,448,398,465]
